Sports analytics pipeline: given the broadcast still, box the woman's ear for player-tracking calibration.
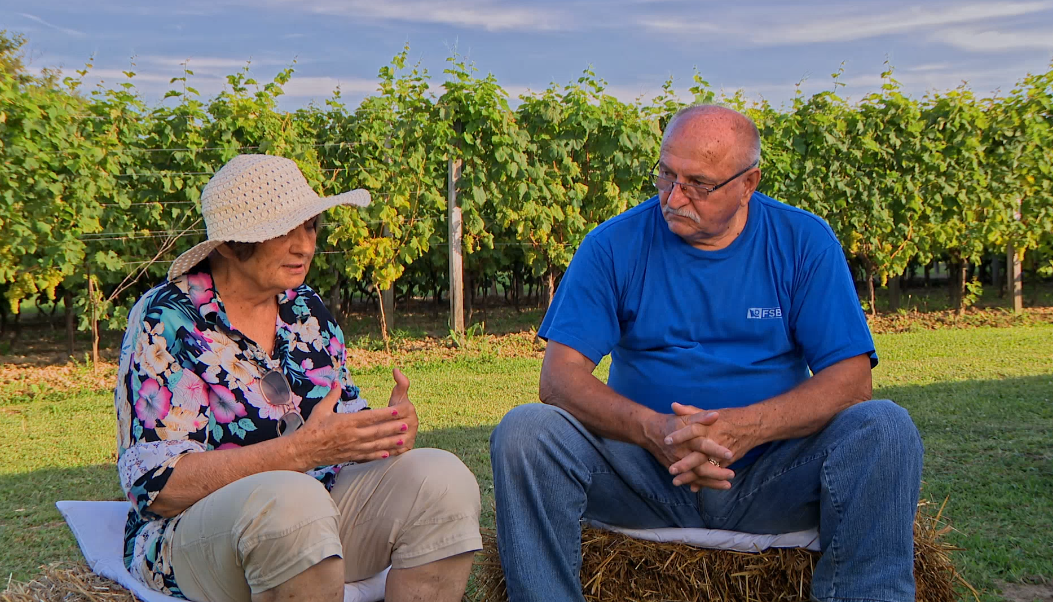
[212,243,237,260]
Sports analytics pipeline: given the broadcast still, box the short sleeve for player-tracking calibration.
[331,323,368,414]
[537,234,622,365]
[789,243,878,373]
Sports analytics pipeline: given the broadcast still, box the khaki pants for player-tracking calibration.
[169,448,482,602]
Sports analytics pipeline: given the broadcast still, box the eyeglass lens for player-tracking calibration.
[277,411,305,437]
[260,370,293,407]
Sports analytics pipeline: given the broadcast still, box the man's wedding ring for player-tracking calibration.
[708,458,721,468]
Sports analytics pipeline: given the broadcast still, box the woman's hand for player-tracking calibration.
[387,368,418,456]
[289,383,409,469]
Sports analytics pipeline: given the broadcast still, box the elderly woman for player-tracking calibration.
[114,154,482,602]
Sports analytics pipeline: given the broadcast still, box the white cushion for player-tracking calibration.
[56,501,387,602]
[586,519,821,552]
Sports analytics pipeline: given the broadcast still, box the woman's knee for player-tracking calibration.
[174,471,343,599]
[231,471,339,540]
[384,449,482,568]
[391,448,481,518]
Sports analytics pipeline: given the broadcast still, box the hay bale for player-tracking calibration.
[470,502,976,602]
[1,563,136,602]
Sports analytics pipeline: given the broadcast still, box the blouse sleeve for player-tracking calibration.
[115,292,207,519]
[330,322,368,414]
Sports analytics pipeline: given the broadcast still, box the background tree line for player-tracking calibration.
[1,31,1050,356]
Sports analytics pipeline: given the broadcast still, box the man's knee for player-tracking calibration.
[490,403,570,459]
[838,399,923,459]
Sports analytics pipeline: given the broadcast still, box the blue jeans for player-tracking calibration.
[490,400,923,602]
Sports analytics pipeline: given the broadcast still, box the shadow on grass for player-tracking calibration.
[3,374,1050,597]
[878,375,1053,598]
[0,463,123,581]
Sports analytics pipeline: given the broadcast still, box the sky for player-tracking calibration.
[3,0,1053,111]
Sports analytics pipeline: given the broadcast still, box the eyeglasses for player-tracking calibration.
[652,160,758,201]
[260,369,304,437]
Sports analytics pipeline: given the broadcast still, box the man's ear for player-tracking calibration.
[741,168,762,203]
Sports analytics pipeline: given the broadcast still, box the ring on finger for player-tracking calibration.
[708,458,721,468]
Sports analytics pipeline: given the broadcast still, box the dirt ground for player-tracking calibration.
[997,579,1053,602]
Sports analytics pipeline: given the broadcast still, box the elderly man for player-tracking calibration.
[489,105,923,602]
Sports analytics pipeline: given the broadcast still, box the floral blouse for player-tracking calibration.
[114,264,367,597]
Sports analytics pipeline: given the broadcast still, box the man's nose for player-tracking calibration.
[665,181,691,208]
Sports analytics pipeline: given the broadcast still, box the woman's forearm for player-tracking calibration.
[149,436,304,518]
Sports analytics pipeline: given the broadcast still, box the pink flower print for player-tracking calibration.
[306,366,338,388]
[172,370,209,412]
[328,336,345,359]
[135,378,172,429]
[216,442,241,450]
[208,384,247,424]
[186,273,215,308]
[199,301,221,317]
[285,289,298,301]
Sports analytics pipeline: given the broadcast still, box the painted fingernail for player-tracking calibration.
[397,439,404,446]
[400,424,408,431]
[381,452,389,458]
[391,410,399,416]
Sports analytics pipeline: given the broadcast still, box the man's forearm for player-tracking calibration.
[538,343,662,447]
[540,364,657,447]
[735,354,873,447]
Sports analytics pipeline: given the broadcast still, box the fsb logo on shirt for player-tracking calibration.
[747,307,782,319]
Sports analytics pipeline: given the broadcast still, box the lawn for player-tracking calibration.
[1,324,1051,601]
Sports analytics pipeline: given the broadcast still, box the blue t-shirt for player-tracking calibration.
[538,192,877,465]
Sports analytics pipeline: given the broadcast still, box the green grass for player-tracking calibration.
[1,326,1051,601]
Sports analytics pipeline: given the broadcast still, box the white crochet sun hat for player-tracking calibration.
[168,154,370,279]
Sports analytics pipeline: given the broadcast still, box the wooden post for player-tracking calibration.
[380,225,395,336]
[1009,199,1023,313]
[1008,244,1023,313]
[448,123,465,336]
[87,272,100,372]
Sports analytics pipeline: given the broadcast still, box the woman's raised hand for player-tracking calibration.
[386,368,418,456]
[289,377,411,470]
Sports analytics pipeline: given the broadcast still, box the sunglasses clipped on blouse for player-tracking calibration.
[259,369,306,437]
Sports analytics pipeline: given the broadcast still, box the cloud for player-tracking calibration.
[636,18,722,34]
[904,63,954,73]
[49,64,378,103]
[16,12,86,37]
[252,0,569,32]
[753,2,1053,45]
[638,1,1053,48]
[283,76,378,97]
[724,64,1024,105]
[135,55,294,76]
[931,27,1053,51]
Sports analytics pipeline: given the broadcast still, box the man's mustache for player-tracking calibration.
[662,205,701,224]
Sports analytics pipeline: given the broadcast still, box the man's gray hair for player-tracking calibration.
[664,104,762,167]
